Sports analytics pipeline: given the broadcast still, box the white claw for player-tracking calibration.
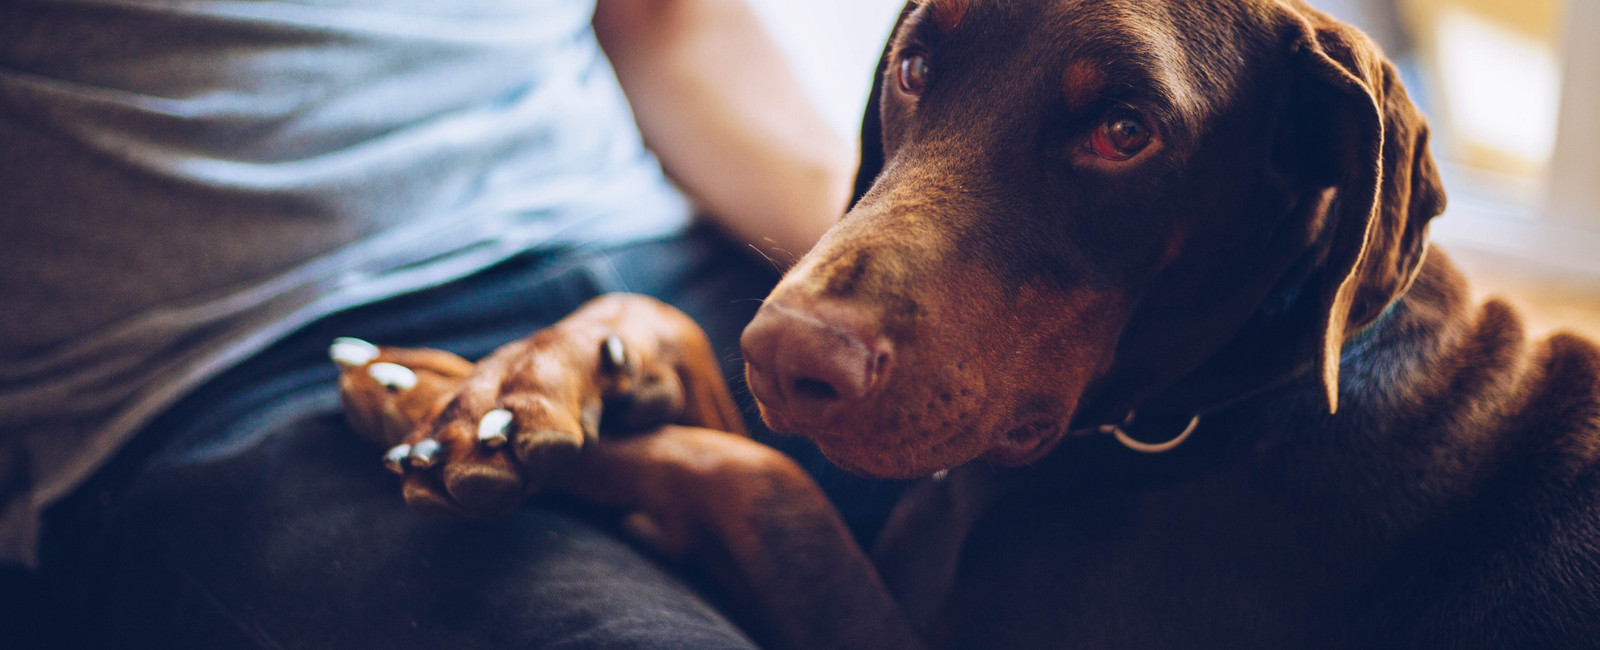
[330,337,380,368]
[368,362,417,391]
[602,335,627,370]
[384,444,412,474]
[478,409,514,448]
[408,439,441,468]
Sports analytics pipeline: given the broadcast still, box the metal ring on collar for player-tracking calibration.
[1100,413,1201,454]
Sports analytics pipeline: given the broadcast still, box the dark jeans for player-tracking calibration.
[36,228,906,649]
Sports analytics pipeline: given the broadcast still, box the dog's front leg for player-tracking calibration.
[334,294,922,648]
[572,425,925,650]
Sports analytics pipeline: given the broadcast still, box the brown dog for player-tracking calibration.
[338,1,1600,648]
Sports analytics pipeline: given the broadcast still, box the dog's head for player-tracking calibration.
[741,0,1444,478]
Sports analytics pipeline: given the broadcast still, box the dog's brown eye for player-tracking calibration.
[898,53,930,95]
[1090,117,1152,160]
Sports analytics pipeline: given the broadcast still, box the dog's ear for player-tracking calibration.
[851,2,919,209]
[1279,8,1446,413]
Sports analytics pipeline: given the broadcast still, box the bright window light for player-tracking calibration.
[1436,7,1562,165]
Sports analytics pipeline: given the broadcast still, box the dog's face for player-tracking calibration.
[741,0,1443,478]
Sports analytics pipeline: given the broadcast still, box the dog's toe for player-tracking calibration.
[512,429,584,490]
[442,462,524,515]
[401,478,477,519]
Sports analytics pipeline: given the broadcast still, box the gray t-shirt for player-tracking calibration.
[0,0,692,563]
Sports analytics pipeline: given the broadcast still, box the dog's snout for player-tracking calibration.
[741,299,891,429]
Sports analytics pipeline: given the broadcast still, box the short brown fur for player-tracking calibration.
[922,0,970,35]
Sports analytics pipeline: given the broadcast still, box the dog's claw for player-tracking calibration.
[368,362,418,392]
[601,335,627,371]
[408,438,441,469]
[384,444,412,474]
[478,408,514,448]
[330,337,380,368]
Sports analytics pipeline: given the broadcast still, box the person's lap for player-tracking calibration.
[39,228,902,649]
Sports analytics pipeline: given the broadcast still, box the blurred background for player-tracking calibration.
[743,0,1600,339]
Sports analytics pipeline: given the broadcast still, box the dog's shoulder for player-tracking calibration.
[1377,252,1600,646]
[1352,248,1600,473]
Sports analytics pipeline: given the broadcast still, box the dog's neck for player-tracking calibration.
[1036,246,1475,483]
[1081,229,1455,439]
[1266,245,1473,430]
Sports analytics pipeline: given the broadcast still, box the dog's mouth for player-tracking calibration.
[779,409,1073,478]
[748,357,1083,475]
[983,420,1066,465]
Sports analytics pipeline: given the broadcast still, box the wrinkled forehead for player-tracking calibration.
[909,0,1261,132]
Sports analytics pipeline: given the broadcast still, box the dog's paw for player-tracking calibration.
[381,319,691,519]
[331,337,474,448]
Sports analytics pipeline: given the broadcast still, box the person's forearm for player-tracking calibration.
[594,0,854,264]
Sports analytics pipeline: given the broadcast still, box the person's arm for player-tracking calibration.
[593,0,854,264]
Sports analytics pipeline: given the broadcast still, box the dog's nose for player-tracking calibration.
[741,299,890,428]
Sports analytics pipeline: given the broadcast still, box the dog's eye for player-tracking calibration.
[898,53,930,95]
[1090,116,1152,160]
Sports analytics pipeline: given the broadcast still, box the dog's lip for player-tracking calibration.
[983,420,1063,465]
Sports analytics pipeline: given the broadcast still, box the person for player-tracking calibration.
[0,0,901,646]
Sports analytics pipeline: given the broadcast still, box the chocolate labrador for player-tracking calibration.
[335,0,1600,647]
